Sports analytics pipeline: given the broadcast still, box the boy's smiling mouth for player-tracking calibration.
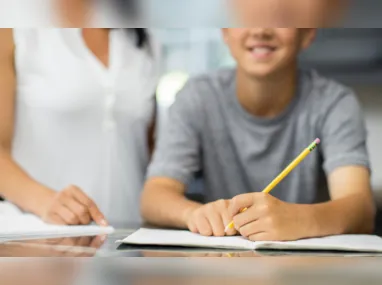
[247,44,277,60]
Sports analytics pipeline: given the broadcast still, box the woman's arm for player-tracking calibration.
[0,29,55,216]
[0,29,106,226]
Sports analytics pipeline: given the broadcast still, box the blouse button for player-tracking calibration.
[105,95,116,110]
[103,93,116,132]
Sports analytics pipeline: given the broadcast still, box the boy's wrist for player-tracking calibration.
[304,203,345,237]
[181,203,201,228]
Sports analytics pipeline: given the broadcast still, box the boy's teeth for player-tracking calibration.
[253,47,272,54]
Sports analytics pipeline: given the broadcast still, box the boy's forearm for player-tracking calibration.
[305,193,375,237]
[141,179,202,229]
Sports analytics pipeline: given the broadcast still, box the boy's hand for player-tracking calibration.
[186,199,237,237]
[229,193,311,241]
[41,185,108,226]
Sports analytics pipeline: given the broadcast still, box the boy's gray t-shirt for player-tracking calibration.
[148,69,369,204]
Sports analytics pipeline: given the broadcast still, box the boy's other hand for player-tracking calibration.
[229,193,310,241]
[186,199,237,237]
[41,185,108,226]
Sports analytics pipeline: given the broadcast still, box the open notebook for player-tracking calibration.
[119,228,382,252]
[0,202,114,242]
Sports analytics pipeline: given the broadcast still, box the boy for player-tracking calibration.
[141,28,375,241]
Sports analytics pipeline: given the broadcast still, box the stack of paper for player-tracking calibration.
[0,202,114,242]
[119,228,382,252]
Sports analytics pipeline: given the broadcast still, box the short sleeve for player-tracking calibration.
[320,89,370,175]
[147,81,202,184]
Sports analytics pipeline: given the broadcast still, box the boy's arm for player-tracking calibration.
[141,177,201,228]
[314,88,375,234]
[306,166,374,235]
[140,81,203,227]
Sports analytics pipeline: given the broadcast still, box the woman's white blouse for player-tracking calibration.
[12,29,159,224]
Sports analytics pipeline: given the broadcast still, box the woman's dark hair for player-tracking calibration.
[112,0,149,49]
[134,28,149,49]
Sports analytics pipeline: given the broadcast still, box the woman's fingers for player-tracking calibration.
[54,204,80,225]
[67,186,108,226]
[61,195,91,225]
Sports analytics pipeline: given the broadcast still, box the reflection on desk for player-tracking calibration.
[0,235,105,257]
[0,259,83,285]
[1,255,382,285]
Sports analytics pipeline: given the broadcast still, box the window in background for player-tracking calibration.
[142,0,229,27]
[154,29,234,107]
[154,28,234,137]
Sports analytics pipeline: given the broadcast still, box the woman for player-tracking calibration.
[0,28,158,226]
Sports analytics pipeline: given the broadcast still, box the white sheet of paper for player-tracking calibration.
[0,202,114,242]
[119,228,382,252]
[118,228,253,250]
[257,235,382,252]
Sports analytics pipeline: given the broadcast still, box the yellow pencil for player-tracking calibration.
[224,138,321,233]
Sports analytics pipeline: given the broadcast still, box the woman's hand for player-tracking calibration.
[41,185,108,226]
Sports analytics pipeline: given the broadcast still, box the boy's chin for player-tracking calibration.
[241,66,279,79]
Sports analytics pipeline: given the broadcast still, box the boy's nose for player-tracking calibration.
[248,28,274,40]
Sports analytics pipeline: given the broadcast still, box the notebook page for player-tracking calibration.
[120,229,382,253]
[0,215,114,241]
[253,235,382,252]
[119,228,253,250]
[0,201,24,215]
[0,203,114,242]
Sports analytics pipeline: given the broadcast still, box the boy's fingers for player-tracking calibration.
[229,194,255,216]
[188,220,198,233]
[232,207,260,229]
[196,216,213,236]
[207,211,225,237]
[238,221,263,238]
[248,232,270,242]
[224,226,237,236]
[221,212,236,236]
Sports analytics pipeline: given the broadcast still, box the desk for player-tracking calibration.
[2,229,382,285]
